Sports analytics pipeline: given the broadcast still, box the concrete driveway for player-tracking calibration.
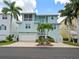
[1,42,79,48]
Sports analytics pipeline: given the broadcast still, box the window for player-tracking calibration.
[51,16,54,19]
[24,14,28,18]
[25,24,31,29]
[24,14,32,21]
[53,24,56,29]
[52,16,58,20]
[2,15,7,19]
[46,16,48,23]
[0,26,1,30]
[0,24,6,30]
[38,16,45,19]
[29,14,32,18]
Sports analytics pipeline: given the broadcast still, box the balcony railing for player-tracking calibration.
[38,32,45,36]
[24,18,32,21]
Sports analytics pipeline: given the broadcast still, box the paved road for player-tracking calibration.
[0,47,79,59]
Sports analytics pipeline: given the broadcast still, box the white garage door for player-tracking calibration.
[19,33,37,42]
[0,35,6,41]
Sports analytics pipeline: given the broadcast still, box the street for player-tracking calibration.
[0,47,79,59]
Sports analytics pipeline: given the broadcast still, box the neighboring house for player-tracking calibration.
[58,17,79,42]
[0,13,18,41]
[0,12,63,42]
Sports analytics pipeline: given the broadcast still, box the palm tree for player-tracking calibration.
[59,0,79,42]
[37,23,53,44]
[59,3,73,25]
[69,0,79,18]
[2,0,22,34]
[59,3,73,41]
[45,24,53,38]
[37,24,45,38]
[69,0,79,42]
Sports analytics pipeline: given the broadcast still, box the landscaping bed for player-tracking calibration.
[0,41,15,45]
[36,36,55,46]
[0,34,16,46]
[63,41,79,46]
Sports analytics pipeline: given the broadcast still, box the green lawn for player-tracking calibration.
[0,41,15,45]
[63,41,79,46]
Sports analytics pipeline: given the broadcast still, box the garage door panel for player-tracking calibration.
[19,33,37,42]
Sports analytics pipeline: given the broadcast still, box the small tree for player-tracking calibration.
[37,23,53,44]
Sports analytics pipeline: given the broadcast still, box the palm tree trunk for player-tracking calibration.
[45,29,49,44]
[67,24,71,42]
[10,13,12,35]
[77,16,79,43]
[47,30,49,36]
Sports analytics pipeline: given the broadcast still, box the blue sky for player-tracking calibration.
[0,0,69,13]
[36,0,64,13]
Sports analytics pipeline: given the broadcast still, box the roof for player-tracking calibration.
[21,11,36,14]
[37,13,58,16]
[57,16,66,24]
[21,12,58,16]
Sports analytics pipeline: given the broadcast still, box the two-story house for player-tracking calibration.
[0,13,18,41]
[0,12,63,42]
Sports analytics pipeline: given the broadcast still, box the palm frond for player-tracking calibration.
[10,2,16,9]
[16,7,22,11]
[2,7,10,14]
[3,0,10,6]
[14,9,20,16]
[13,11,19,20]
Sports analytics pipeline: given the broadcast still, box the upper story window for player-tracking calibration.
[0,24,6,30]
[46,16,48,23]
[51,16,54,20]
[25,24,31,29]
[24,14,32,21]
[38,16,45,19]
[51,16,58,20]
[2,15,7,19]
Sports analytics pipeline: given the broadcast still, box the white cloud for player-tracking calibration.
[0,8,2,12]
[0,0,36,12]
[55,0,70,4]
[0,0,3,2]
[35,9,38,13]
[11,0,36,12]
[0,5,3,13]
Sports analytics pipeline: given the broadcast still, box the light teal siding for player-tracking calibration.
[18,13,62,42]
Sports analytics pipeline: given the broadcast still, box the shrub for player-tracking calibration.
[63,38,69,41]
[73,38,78,43]
[47,36,55,42]
[0,40,6,43]
[36,36,55,43]
[36,36,45,45]
[6,34,14,41]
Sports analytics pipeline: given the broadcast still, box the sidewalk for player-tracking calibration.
[1,42,79,48]
[52,43,78,48]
